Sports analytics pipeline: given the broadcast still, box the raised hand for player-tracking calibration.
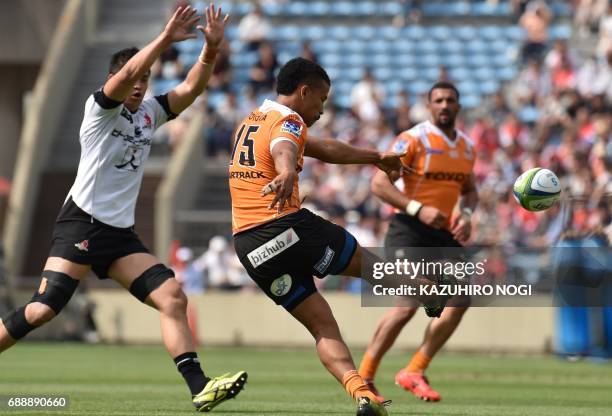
[197,3,230,48]
[163,5,200,43]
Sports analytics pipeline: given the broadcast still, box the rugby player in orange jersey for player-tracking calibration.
[359,82,479,403]
[229,57,445,416]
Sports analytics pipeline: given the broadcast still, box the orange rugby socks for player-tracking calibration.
[358,350,381,381]
[406,350,432,374]
[342,370,378,402]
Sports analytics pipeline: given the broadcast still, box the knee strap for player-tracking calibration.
[129,264,175,303]
[2,306,35,340]
[30,270,80,314]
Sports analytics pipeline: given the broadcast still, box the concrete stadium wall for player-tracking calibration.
[89,291,554,353]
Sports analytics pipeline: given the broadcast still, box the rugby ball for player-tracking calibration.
[513,168,561,211]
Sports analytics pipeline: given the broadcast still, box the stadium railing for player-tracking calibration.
[3,0,99,284]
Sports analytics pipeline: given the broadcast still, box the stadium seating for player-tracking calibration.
[156,1,572,110]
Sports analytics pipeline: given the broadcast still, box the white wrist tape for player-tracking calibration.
[405,200,423,216]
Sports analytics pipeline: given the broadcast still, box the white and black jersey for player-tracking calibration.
[63,89,176,228]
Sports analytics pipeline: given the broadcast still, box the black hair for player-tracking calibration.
[109,47,139,74]
[276,57,331,95]
[428,81,460,101]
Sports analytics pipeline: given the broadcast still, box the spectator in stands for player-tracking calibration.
[437,65,450,82]
[513,58,551,107]
[174,247,204,295]
[598,3,612,57]
[300,41,318,64]
[519,0,552,63]
[238,1,271,51]
[388,90,413,134]
[194,236,250,290]
[545,39,579,72]
[575,0,608,38]
[152,45,185,81]
[350,68,384,124]
[248,41,278,94]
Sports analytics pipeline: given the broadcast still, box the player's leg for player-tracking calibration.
[108,252,246,412]
[290,292,388,415]
[0,257,90,353]
[359,305,417,385]
[396,302,469,402]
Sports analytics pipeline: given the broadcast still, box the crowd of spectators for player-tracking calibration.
[156,1,610,291]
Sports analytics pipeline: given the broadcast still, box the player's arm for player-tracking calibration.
[103,6,200,102]
[262,141,299,213]
[304,136,403,181]
[371,170,448,229]
[167,4,230,114]
[451,173,479,243]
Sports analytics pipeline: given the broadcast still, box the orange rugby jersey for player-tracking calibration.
[390,121,476,229]
[229,99,308,234]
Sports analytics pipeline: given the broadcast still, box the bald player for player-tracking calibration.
[359,81,479,403]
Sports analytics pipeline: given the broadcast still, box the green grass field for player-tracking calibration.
[1,343,611,415]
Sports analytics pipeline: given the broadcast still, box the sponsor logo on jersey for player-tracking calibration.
[426,147,444,155]
[280,120,303,139]
[75,240,89,252]
[393,140,408,153]
[144,113,152,128]
[424,172,468,182]
[314,246,335,275]
[247,228,300,268]
[270,274,292,297]
[230,171,266,179]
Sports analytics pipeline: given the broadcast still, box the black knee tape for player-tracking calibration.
[30,271,80,314]
[2,306,36,340]
[129,264,175,303]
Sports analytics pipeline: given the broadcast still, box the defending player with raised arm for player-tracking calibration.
[359,82,479,403]
[0,4,246,412]
[229,58,442,416]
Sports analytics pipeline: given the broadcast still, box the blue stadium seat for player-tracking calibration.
[550,2,572,17]
[550,25,572,40]
[275,25,301,41]
[479,25,503,41]
[316,40,341,54]
[365,39,390,55]
[441,53,466,68]
[394,54,415,67]
[352,25,376,41]
[354,1,377,16]
[421,54,441,67]
[489,39,510,53]
[422,3,449,17]
[392,39,415,54]
[396,67,419,81]
[325,66,341,81]
[379,1,403,16]
[479,80,500,95]
[234,2,251,16]
[402,26,426,40]
[225,25,239,41]
[473,67,496,81]
[497,67,517,81]
[461,94,481,109]
[308,2,331,17]
[344,40,364,54]
[277,51,294,65]
[334,94,352,109]
[330,1,354,16]
[153,78,181,96]
[467,54,490,68]
[466,39,488,54]
[457,80,479,96]
[415,39,438,54]
[326,26,351,40]
[430,25,452,41]
[345,67,365,81]
[493,53,513,67]
[175,39,201,55]
[377,26,401,41]
[472,1,511,17]
[407,80,430,95]
[372,53,391,67]
[450,67,471,82]
[285,2,307,17]
[422,67,440,82]
[438,39,464,54]
[179,52,198,68]
[320,54,341,68]
[345,54,367,68]
[230,51,258,68]
[518,106,540,123]
[456,26,478,41]
[233,68,250,83]
[384,80,404,96]
[505,26,526,41]
[373,67,393,82]
[303,25,326,41]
